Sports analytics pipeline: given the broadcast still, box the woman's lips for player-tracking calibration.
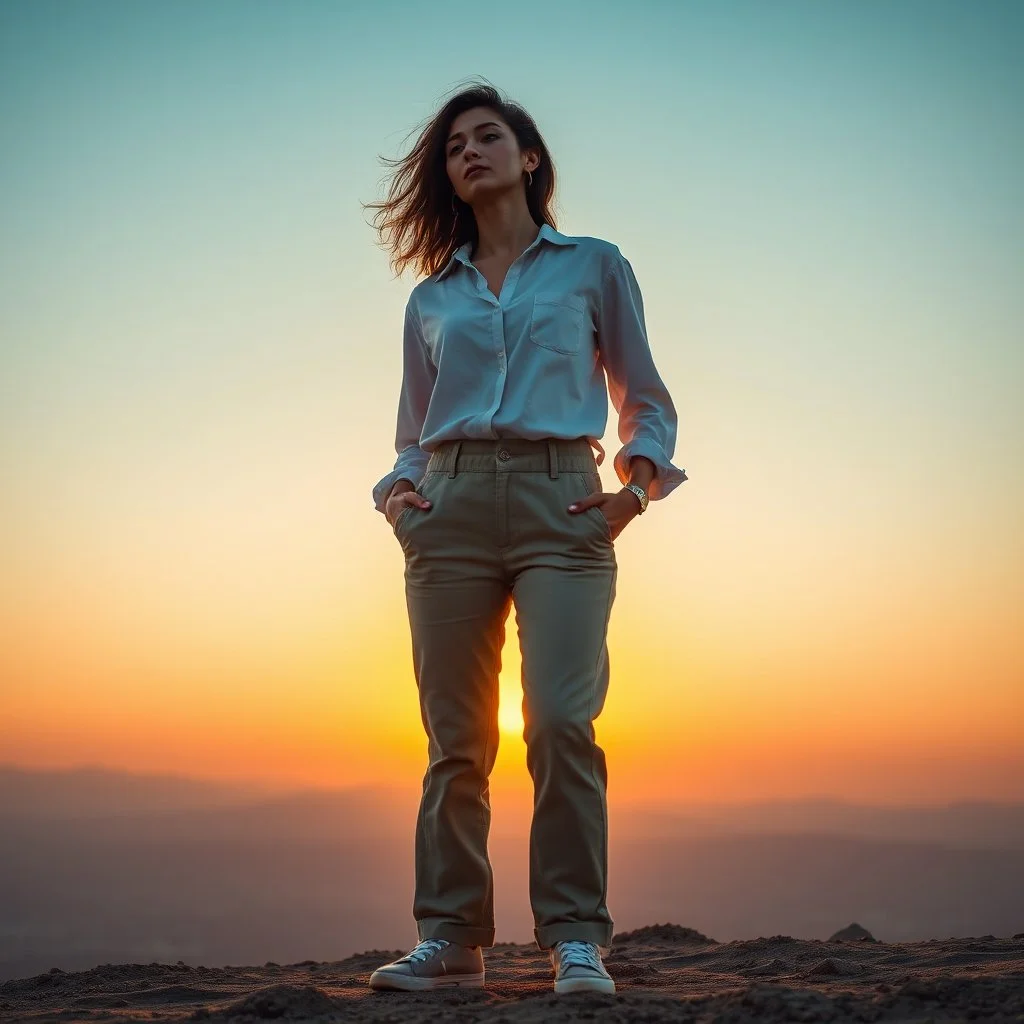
[465,166,488,178]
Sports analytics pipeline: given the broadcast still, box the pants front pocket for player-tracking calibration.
[576,471,613,544]
[393,471,440,538]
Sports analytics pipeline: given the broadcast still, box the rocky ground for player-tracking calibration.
[2,923,1023,1023]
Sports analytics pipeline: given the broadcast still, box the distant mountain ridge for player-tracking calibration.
[1,764,1021,849]
[0,764,288,817]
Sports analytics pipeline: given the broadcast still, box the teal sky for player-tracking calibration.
[1,1,1022,796]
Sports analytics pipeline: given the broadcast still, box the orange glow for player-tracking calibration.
[498,675,526,738]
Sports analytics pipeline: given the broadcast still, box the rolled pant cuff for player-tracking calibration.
[418,921,496,948]
[534,923,614,951]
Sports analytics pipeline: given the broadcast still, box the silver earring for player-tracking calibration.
[526,170,533,188]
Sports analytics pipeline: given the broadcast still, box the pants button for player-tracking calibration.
[497,449,511,461]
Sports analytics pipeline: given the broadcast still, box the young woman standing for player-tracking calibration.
[364,81,687,995]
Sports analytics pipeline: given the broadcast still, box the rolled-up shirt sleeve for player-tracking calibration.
[371,301,437,514]
[597,247,688,501]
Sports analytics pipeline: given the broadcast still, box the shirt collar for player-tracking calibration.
[435,222,577,281]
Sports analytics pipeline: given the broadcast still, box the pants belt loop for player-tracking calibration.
[447,439,463,478]
[547,439,559,479]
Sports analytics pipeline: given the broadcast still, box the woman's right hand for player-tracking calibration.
[385,481,431,527]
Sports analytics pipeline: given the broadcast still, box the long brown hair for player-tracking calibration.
[363,78,560,280]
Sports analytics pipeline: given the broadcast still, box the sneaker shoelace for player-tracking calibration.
[397,937,450,963]
[555,940,603,971]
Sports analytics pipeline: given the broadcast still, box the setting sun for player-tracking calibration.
[498,678,525,737]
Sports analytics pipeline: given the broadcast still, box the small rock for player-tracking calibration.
[830,922,877,943]
[808,958,843,975]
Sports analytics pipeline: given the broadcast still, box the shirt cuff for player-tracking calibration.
[372,464,427,514]
[612,437,688,501]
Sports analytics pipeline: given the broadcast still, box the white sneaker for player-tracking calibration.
[369,937,485,991]
[550,939,615,994]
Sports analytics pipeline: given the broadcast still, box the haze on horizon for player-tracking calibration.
[1,763,1022,981]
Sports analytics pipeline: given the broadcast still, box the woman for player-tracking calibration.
[363,81,687,995]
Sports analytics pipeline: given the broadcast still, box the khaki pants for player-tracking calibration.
[392,436,617,952]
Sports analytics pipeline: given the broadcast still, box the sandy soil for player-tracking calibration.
[2,923,1022,1023]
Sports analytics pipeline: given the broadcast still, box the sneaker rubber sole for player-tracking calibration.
[554,974,616,994]
[369,968,485,991]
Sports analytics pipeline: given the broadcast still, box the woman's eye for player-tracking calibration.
[449,132,499,156]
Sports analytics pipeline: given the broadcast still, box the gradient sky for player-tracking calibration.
[1,0,1021,805]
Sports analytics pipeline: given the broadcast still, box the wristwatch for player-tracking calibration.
[623,483,649,514]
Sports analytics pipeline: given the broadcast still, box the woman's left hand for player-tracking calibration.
[567,488,641,541]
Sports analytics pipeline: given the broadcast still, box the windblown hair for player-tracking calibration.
[363,78,559,280]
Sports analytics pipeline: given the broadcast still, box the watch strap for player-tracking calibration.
[624,483,649,513]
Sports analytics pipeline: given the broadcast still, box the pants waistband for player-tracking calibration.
[425,437,599,479]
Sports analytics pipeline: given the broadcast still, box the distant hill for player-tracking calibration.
[3,763,1021,847]
[616,795,1024,850]
[0,764,294,818]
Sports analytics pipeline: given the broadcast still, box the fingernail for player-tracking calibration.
[568,504,577,511]
[423,501,431,507]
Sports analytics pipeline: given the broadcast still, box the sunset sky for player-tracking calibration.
[1,0,1021,806]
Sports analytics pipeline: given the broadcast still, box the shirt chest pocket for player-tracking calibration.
[528,292,588,355]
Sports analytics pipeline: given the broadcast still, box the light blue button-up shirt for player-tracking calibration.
[372,222,687,513]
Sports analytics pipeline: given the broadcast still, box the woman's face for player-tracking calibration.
[445,106,535,205]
